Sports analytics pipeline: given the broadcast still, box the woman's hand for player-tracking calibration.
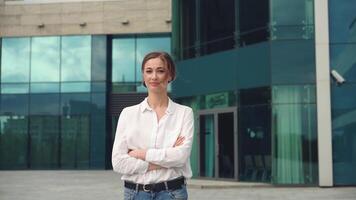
[174,136,185,147]
[128,149,146,160]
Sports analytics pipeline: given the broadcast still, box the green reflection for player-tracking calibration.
[1,38,30,83]
[61,82,91,93]
[31,37,60,82]
[1,83,29,94]
[30,83,60,93]
[61,36,91,81]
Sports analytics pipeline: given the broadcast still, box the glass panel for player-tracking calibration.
[61,82,90,93]
[331,84,356,185]
[61,36,91,81]
[272,103,318,184]
[329,0,356,43]
[271,40,316,84]
[0,94,29,115]
[0,115,28,169]
[239,105,271,182]
[180,0,196,59]
[91,35,107,81]
[136,36,171,82]
[30,116,59,169]
[91,82,106,93]
[330,44,356,83]
[218,112,235,178]
[239,0,269,45]
[31,37,60,82]
[272,85,316,104]
[30,83,60,93]
[30,94,59,115]
[270,0,314,40]
[112,38,136,82]
[90,93,106,168]
[60,93,91,115]
[199,114,215,177]
[200,0,235,55]
[1,83,29,94]
[1,37,30,83]
[111,82,137,93]
[61,115,90,169]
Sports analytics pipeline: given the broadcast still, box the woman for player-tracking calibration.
[112,51,194,200]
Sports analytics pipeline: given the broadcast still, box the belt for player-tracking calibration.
[124,176,185,193]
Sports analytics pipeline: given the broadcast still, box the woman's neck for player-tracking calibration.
[147,92,169,109]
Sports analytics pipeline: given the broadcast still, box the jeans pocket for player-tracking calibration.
[168,185,188,200]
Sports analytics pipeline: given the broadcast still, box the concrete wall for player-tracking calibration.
[0,0,171,37]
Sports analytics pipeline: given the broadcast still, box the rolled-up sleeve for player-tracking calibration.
[145,108,194,168]
[112,108,149,175]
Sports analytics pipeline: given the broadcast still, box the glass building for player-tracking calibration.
[0,34,170,169]
[171,0,356,186]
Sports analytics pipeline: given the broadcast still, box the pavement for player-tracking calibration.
[0,170,355,200]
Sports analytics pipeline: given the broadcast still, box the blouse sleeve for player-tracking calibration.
[112,108,149,175]
[145,107,194,168]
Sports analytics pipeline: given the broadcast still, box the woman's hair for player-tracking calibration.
[141,51,176,87]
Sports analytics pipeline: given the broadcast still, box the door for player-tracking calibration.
[198,107,237,180]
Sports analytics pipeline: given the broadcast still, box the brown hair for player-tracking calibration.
[141,51,176,87]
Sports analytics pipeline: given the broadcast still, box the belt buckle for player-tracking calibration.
[143,184,150,192]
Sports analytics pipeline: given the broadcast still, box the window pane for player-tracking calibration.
[60,93,91,115]
[1,83,29,94]
[272,103,318,184]
[1,38,30,83]
[272,85,316,104]
[0,115,28,169]
[30,116,59,169]
[271,40,316,84]
[112,38,135,82]
[61,36,91,81]
[30,94,59,115]
[61,115,90,169]
[61,82,90,93]
[1,94,29,115]
[31,37,60,82]
[136,36,171,82]
[91,82,106,93]
[270,0,314,40]
[329,0,356,43]
[92,36,107,81]
[30,83,60,93]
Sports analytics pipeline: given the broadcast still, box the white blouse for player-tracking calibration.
[112,97,194,184]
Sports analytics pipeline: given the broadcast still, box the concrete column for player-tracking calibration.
[314,0,333,187]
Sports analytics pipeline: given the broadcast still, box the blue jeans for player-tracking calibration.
[124,185,188,200]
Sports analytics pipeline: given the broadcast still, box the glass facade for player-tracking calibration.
[172,0,319,185]
[329,0,356,185]
[0,34,170,169]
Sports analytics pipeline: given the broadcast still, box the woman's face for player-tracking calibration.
[143,57,171,93]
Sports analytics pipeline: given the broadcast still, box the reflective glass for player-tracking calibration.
[1,83,29,94]
[30,116,59,168]
[30,83,60,93]
[61,82,91,93]
[61,115,90,169]
[179,0,196,59]
[271,40,316,84]
[1,38,30,83]
[112,38,136,82]
[61,36,91,81]
[90,93,106,168]
[136,36,171,82]
[0,115,28,169]
[112,82,137,93]
[272,85,316,104]
[91,82,106,93]
[272,103,318,184]
[330,44,356,83]
[60,93,91,115]
[92,36,107,81]
[270,0,314,40]
[30,94,59,115]
[31,37,60,82]
[0,94,29,115]
[329,0,356,43]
